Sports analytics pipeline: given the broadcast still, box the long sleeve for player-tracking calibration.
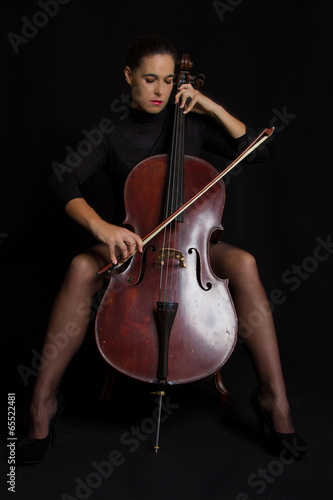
[184,112,269,164]
[48,124,112,207]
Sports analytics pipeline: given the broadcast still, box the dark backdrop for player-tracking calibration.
[0,0,332,498]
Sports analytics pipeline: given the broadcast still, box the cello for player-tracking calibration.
[95,54,273,449]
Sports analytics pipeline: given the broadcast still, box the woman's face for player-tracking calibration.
[124,54,175,113]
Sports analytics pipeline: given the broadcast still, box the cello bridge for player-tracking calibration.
[155,248,186,268]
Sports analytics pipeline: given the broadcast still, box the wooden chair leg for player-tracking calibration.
[99,363,115,402]
[214,371,228,403]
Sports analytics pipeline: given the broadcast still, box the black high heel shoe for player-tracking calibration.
[17,392,64,465]
[251,388,307,460]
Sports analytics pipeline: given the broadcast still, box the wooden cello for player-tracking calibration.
[95,55,273,446]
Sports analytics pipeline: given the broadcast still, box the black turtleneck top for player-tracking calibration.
[48,104,268,224]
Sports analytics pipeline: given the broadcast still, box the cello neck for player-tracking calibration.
[162,99,185,221]
[162,58,193,221]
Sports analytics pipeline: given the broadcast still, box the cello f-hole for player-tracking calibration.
[188,247,212,291]
[126,245,156,286]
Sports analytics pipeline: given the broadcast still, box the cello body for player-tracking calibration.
[95,153,238,385]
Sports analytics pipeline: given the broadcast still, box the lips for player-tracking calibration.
[150,100,163,105]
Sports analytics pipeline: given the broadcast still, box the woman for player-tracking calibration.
[18,34,306,464]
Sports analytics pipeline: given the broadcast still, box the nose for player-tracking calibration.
[154,80,163,96]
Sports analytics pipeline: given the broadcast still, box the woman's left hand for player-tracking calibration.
[175,83,215,115]
[175,83,246,138]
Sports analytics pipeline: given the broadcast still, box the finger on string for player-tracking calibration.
[180,94,192,109]
[183,96,194,114]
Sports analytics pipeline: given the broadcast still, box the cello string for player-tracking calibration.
[165,101,180,305]
[159,97,179,304]
[168,98,185,304]
[165,103,178,304]
[159,96,177,301]
[163,96,184,306]
[169,97,185,305]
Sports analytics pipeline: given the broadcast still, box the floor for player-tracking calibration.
[1,334,331,500]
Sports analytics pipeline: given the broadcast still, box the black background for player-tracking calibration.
[1,1,332,499]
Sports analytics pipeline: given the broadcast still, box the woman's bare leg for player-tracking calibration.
[27,244,110,439]
[210,242,294,434]
[28,239,295,439]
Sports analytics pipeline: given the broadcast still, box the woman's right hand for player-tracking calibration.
[92,221,143,265]
[64,199,143,266]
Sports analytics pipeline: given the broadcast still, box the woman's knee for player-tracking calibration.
[235,249,258,276]
[211,243,258,281]
[64,250,105,292]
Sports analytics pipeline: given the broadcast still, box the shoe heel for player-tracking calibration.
[250,387,307,460]
[18,391,64,464]
[49,392,64,446]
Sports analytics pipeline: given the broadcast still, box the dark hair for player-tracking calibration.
[125,34,178,71]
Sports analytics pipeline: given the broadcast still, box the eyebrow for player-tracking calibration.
[143,73,175,78]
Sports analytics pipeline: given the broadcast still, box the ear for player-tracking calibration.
[124,66,132,85]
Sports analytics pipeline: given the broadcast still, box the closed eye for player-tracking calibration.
[144,78,173,84]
